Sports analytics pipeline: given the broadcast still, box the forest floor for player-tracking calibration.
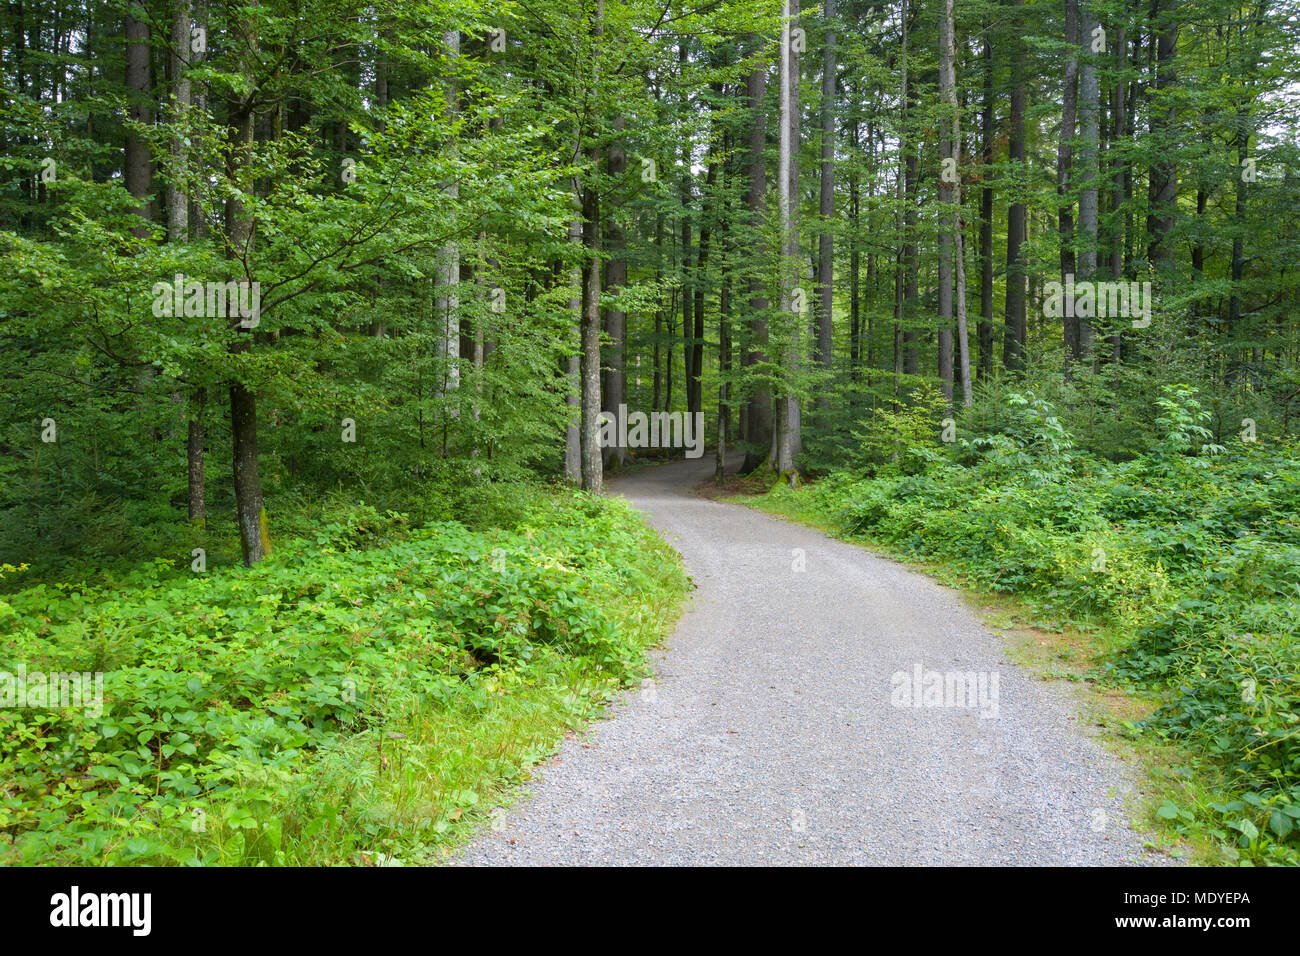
[457,454,1173,865]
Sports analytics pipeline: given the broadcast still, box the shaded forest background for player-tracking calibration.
[4,0,1298,569]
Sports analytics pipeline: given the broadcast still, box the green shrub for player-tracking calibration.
[0,484,689,865]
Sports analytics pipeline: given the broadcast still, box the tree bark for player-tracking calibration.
[978,28,994,379]
[579,2,604,492]
[940,0,971,406]
[603,117,628,470]
[1077,0,1100,357]
[742,58,772,472]
[225,8,264,566]
[771,0,802,483]
[565,213,582,483]
[166,0,191,242]
[437,31,460,397]
[815,0,837,408]
[1058,0,1079,360]
[124,9,151,238]
[937,0,957,403]
[1003,0,1028,372]
[187,387,205,525]
[1146,0,1178,270]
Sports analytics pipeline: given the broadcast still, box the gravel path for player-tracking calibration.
[458,454,1162,866]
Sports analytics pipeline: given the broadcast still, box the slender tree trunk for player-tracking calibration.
[1059,0,1080,360]
[565,211,582,484]
[691,108,719,418]
[653,212,664,412]
[1107,23,1127,362]
[437,31,460,397]
[678,39,694,415]
[937,0,957,403]
[225,7,265,566]
[1077,0,1100,357]
[187,387,205,525]
[581,182,603,491]
[849,95,861,377]
[124,10,151,237]
[716,163,733,482]
[579,2,604,492]
[166,0,191,241]
[771,0,802,482]
[1146,0,1178,270]
[742,58,772,471]
[893,0,911,398]
[940,0,971,406]
[815,0,837,408]
[978,29,994,379]
[603,117,628,470]
[1003,0,1028,372]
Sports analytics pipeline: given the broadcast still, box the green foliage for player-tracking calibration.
[850,382,951,476]
[0,484,689,865]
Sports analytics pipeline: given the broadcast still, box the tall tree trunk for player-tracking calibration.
[124,9,151,238]
[742,58,772,472]
[188,0,208,238]
[902,113,919,378]
[940,0,971,406]
[978,28,995,379]
[849,93,861,377]
[369,26,392,337]
[166,0,190,241]
[1059,0,1080,360]
[579,2,604,492]
[565,211,582,483]
[437,31,460,397]
[937,0,957,403]
[1146,0,1178,270]
[691,107,719,418]
[1003,0,1028,372]
[1077,0,1100,357]
[226,114,265,564]
[815,0,837,409]
[653,212,664,412]
[678,39,694,414]
[581,182,603,491]
[603,118,628,470]
[1107,23,1127,362]
[225,5,265,566]
[716,158,733,482]
[893,0,911,397]
[771,0,802,482]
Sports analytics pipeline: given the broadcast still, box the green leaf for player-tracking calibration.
[1269,811,1293,841]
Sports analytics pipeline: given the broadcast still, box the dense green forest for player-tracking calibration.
[1,0,1298,865]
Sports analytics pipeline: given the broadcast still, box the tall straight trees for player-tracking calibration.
[1003,0,1028,372]
[816,0,837,408]
[771,0,802,481]
[939,0,971,406]
[742,56,772,472]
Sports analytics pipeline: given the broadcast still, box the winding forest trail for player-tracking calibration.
[459,455,1162,866]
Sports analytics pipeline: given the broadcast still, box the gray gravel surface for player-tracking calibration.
[457,454,1163,866]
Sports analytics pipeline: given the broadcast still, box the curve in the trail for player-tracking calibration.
[458,454,1162,866]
